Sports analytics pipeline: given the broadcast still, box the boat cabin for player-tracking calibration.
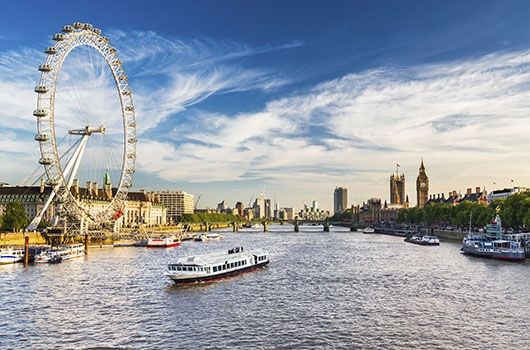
[168,250,268,276]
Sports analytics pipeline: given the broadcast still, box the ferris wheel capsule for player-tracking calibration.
[45,178,59,186]
[73,22,83,29]
[38,64,52,72]
[92,28,102,35]
[39,157,53,165]
[34,86,49,94]
[33,109,48,117]
[62,25,74,33]
[53,33,65,41]
[34,134,49,142]
[45,46,57,54]
[83,23,93,30]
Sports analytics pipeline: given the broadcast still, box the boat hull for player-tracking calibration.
[168,260,269,284]
[404,239,439,246]
[0,256,24,264]
[461,247,526,261]
[147,242,180,248]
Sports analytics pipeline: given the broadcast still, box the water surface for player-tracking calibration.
[1,224,528,349]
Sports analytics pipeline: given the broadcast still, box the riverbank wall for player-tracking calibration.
[0,222,234,246]
[1,232,46,245]
[433,230,466,241]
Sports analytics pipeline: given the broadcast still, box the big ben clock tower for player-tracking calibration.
[416,159,429,208]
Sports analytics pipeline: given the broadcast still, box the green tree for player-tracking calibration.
[180,212,242,224]
[2,202,28,231]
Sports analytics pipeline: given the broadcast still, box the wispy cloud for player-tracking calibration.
[4,27,530,207]
[0,29,296,186]
[138,49,530,204]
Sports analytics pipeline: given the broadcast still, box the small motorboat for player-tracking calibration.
[194,233,222,242]
[362,227,375,234]
[404,235,440,246]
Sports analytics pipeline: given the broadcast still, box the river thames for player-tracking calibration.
[1,224,529,349]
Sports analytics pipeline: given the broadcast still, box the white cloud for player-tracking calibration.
[139,49,530,208]
[0,29,292,187]
[4,27,530,209]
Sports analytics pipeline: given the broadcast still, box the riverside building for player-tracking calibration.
[147,190,194,224]
[487,187,528,202]
[0,179,166,229]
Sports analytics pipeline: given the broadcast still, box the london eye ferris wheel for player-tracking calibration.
[28,22,136,232]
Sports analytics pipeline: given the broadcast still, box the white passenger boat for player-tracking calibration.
[194,233,222,242]
[0,247,25,264]
[147,236,180,248]
[363,227,375,234]
[34,243,85,263]
[166,247,269,284]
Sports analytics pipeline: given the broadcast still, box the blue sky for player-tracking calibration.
[2,0,530,211]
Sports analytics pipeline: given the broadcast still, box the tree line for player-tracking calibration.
[180,212,243,223]
[1,202,30,232]
[398,191,530,230]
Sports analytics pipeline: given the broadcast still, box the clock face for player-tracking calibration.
[421,182,426,189]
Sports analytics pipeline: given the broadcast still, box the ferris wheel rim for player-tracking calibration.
[34,22,136,224]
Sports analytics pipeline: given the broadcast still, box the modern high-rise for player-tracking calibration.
[149,190,194,223]
[416,159,429,208]
[264,199,272,219]
[390,171,406,205]
[334,187,348,214]
[253,194,266,219]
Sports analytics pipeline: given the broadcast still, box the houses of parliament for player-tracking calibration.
[390,160,429,208]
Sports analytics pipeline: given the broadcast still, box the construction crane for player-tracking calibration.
[248,193,255,208]
[195,194,201,210]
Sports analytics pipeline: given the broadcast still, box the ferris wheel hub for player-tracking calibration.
[68,125,106,136]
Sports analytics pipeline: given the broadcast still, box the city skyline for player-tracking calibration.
[3,1,530,210]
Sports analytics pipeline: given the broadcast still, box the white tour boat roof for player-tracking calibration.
[171,249,267,267]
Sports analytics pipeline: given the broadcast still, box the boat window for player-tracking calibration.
[213,266,217,272]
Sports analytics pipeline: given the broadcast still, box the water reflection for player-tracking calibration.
[0,224,528,349]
